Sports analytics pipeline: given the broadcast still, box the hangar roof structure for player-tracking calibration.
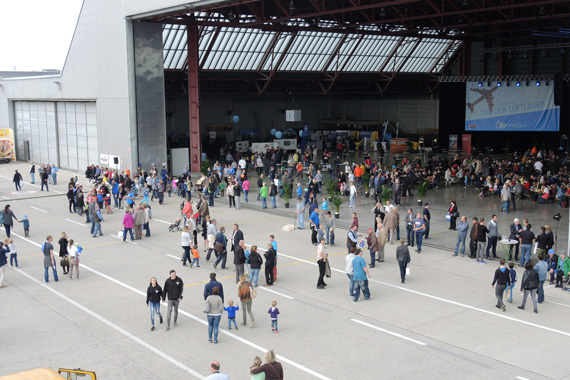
[137,0,570,95]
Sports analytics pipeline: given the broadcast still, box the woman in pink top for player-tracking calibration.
[122,209,135,241]
[242,179,251,202]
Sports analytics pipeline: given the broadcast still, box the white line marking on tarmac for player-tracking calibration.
[0,175,65,195]
[30,206,48,213]
[14,268,206,380]
[110,234,138,244]
[351,319,426,346]
[1,195,9,199]
[153,218,171,225]
[516,376,530,380]
[548,301,570,308]
[258,285,295,300]
[7,229,332,380]
[250,245,570,339]
[65,218,86,227]
[167,254,181,260]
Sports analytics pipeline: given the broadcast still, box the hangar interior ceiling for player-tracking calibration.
[141,0,570,94]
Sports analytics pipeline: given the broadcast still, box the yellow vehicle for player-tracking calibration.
[0,368,96,380]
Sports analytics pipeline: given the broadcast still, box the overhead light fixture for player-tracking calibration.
[479,54,484,62]
[522,50,528,58]
[462,0,469,5]
[507,51,513,59]
[516,81,521,87]
[497,82,501,87]
[539,50,548,58]
[561,48,567,55]
[379,7,386,17]
[538,6,547,16]
[536,81,540,86]
[289,0,295,11]
[478,82,482,87]
[53,81,61,89]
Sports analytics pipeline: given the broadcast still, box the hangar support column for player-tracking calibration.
[187,22,201,173]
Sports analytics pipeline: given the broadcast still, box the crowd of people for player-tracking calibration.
[2,141,570,378]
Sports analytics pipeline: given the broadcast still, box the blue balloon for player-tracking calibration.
[232,115,240,123]
[299,130,303,137]
[270,128,277,136]
[275,131,283,139]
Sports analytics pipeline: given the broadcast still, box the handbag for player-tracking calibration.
[445,213,451,221]
[250,286,257,298]
[406,266,411,276]
[60,257,69,266]
[214,241,224,253]
[203,298,211,313]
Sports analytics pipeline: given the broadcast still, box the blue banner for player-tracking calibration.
[465,82,559,132]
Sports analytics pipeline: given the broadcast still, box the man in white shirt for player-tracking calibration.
[345,248,356,297]
[534,160,543,172]
[238,157,246,170]
[205,361,229,380]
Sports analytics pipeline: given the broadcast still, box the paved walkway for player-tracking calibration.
[0,161,568,380]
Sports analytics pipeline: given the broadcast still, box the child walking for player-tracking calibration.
[190,245,200,268]
[224,300,239,330]
[506,262,517,303]
[329,227,335,246]
[8,239,17,267]
[19,214,30,237]
[146,277,163,331]
[268,300,280,333]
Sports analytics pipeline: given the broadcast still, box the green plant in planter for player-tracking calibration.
[282,182,292,204]
[363,173,370,194]
[380,185,392,204]
[416,181,429,201]
[325,179,336,198]
[332,195,343,213]
[200,158,211,176]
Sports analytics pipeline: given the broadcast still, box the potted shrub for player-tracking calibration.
[380,185,391,205]
[417,181,429,206]
[363,173,370,197]
[325,179,336,202]
[282,182,292,208]
[332,195,343,219]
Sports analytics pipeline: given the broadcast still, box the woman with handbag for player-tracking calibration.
[205,286,224,343]
[250,349,284,380]
[67,239,80,279]
[58,232,69,275]
[238,275,256,328]
[448,200,458,231]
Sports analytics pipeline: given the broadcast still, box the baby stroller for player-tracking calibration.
[169,218,182,232]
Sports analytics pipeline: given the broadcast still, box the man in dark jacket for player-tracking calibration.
[469,217,479,259]
[162,270,184,331]
[213,227,227,269]
[547,249,559,284]
[234,240,246,283]
[203,272,224,302]
[264,243,276,286]
[509,218,523,261]
[40,169,49,191]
